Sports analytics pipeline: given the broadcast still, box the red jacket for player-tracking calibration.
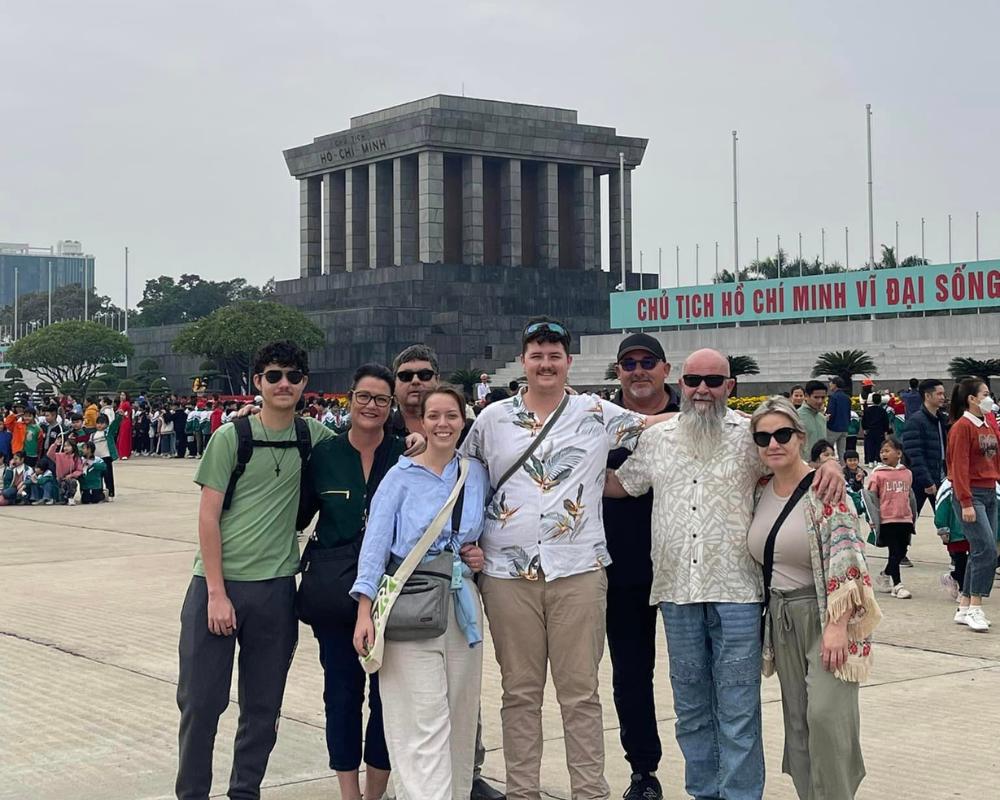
[210,407,224,433]
[946,413,1000,508]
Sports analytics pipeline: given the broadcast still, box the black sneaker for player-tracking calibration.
[470,777,505,800]
[901,556,913,567]
[624,773,662,800]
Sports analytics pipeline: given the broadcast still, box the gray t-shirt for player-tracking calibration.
[747,482,814,591]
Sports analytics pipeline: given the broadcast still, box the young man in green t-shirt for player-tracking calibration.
[175,340,335,800]
[21,409,43,468]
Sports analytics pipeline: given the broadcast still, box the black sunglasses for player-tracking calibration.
[752,427,798,447]
[396,368,436,383]
[260,369,305,385]
[682,374,727,388]
[619,356,660,372]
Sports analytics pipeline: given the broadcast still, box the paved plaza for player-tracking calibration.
[2,456,999,799]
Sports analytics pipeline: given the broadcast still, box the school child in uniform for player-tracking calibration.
[198,407,212,455]
[90,415,119,500]
[79,442,108,504]
[20,409,44,468]
[1,452,29,504]
[0,418,12,465]
[173,404,189,458]
[934,479,1000,601]
[864,436,918,599]
[809,439,835,469]
[48,438,84,505]
[26,458,58,504]
[843,449,872,533]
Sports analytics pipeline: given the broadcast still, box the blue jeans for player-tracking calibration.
[29,483,56,502]
[660,601,764,800]
[964,486,998,598]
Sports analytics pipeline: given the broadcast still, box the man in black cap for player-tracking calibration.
[604,333,678,800]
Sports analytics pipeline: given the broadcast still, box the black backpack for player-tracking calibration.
[222,416,313,516]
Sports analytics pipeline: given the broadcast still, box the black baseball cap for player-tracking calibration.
[616,333,666,363]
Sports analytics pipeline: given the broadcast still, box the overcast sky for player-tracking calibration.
[3,1,998,306]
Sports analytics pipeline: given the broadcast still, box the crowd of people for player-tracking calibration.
[6,323,996,800]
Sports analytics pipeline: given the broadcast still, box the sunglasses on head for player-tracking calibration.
[752,427,798,447]
[523,321,568,339]
[396,368,436,383]
[260,369,305,385]
[619,356,660,372]
[682,374,727,388]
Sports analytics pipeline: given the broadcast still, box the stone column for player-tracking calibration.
[369,161,393,268]
[393,156,418,265]
[537,162,559,268]
[418,151,444,263]
[593,172,602,269]
[500,159,522,266]
[573,165,596,270]
[345,166,369,272]
[609,166,633,280]
[462,155,484,265]
[323,171,346,273]
[299,176,321,277]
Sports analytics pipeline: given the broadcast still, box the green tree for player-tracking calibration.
[172,301,324,391]
[605,361,618,381]
[948,357,1000,388]
[148,376,172,399]
[0,284,121,327]
[448,368,482,397]
[117,378,142,395]
[6,321,134,389]
[133,274,273,327]
[812,350,877,393]
[727,354,760,398]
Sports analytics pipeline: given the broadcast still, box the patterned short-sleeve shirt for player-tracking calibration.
[616,409,768,605]
[461,390,644,581]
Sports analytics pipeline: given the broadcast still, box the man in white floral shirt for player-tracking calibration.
[461,318,673,800]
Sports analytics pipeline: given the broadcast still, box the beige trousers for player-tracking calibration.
[379,585,483,800]
[480,568,610,800]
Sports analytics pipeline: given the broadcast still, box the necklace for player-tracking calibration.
[258,420,291,477]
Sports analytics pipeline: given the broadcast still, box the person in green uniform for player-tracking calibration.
[21,409,43,468]
[298,363,407,800]
[78,442,108,504]
[175,340,334,800]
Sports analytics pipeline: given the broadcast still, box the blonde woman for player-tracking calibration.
[747,396,882,799]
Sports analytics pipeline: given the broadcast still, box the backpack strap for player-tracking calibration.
[293,416,313,465]
[223,416,255,511]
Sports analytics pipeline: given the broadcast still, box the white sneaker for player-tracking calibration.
[67,498,77,506]
[875,572,893,593]
[965,606,990,632]
[955,607,970,624]
[940,573,960,601]
[891,583,912,599]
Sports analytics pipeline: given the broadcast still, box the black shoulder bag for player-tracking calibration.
[761,472,815,640]
[295,436,394,628]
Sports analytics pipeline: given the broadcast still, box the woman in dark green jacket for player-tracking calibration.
[299,363,407,800]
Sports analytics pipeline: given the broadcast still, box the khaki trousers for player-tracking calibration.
[480,568,610,800]
[379,586,483,800]
[770,586,865,800]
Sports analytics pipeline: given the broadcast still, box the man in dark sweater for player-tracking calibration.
[604,333,679,800]
[901,379,949,516]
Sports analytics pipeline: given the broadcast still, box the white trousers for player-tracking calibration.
[379,585,483,800]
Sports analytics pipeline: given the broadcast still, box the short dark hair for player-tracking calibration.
[829,376,847,390]
[909,378,919,389]
[253,341,309,376]
[420,386,466,417]
[790,384,804,394]
[392,344,439,375]
[810,440,833,461]
[844,450,860,461]
[521,316,571,355]
[95,415,108,426]
[871,393,882,405]
[36,456,54,473]
[918,378,943,399]
[12,450,25,461]
[352,363,395,395]
[81,441,96,456]
[804,380,827,396]
[883,435,903,453]
[70,413,83,422]
[508,380,519,392]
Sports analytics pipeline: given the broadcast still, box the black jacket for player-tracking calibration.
[901,405,949,492]
[604,386,680,590]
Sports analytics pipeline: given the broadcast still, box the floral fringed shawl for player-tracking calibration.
[758,480,883,683]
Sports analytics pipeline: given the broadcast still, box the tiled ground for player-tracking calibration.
[1,457,998,799]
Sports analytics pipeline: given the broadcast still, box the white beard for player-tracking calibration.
[677,394,728,458]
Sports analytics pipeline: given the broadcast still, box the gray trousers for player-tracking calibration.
[175,576,298,800]
[770,586,864,800]
[826,429,849,463]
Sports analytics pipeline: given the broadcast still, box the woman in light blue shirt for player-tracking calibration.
[352,386,490,800]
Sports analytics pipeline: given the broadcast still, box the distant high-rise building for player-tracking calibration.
[0,241,96,308]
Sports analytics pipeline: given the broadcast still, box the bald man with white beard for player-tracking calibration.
[605,348,844,800]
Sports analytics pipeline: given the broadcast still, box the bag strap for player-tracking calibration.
[223,416,255,511]
[490,392,570,500]
[451,480,466,535]
[762,471,815,610]
[392,458,470,584]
